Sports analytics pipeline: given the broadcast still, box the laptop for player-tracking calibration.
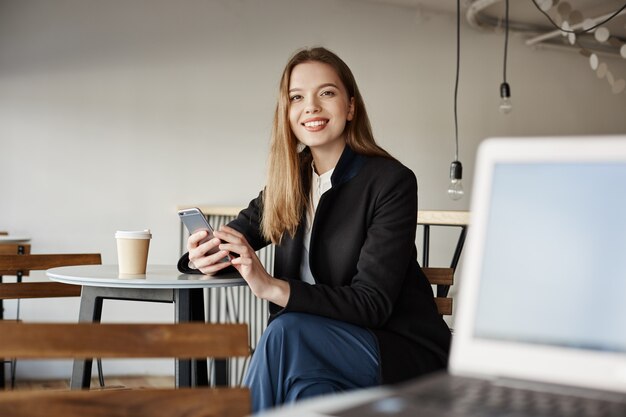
[333,136,626,416]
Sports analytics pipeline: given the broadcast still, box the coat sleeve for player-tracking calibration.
[281,164,420,328]
[227,190,270,251]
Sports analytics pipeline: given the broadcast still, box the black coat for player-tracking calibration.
[179,146,451,383]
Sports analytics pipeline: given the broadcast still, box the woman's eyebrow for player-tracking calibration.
[288,83,339,93]
[317,83,339,89]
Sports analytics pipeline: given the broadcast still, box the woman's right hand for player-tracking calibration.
[187,231,232,275]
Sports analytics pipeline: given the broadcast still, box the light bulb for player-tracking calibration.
[448,179,464,200]
[448,160,464,200]
[499,97,512,114]
[499,82,512,114]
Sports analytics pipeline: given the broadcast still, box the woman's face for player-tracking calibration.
[288,61,354,157]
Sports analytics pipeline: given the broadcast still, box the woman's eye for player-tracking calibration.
[321,90,335,97]
[289,95,302,102]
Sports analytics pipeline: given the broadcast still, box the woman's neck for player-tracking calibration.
[310,141,345,175]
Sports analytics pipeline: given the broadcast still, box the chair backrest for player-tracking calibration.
[0,321,251,417]
[422,267,454,316]
[0,244,31,256]
[0,253,101,277]
[0,253,101,299]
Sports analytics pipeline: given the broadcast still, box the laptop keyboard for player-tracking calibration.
[410,376,626,417]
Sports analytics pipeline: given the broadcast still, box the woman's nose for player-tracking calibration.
[304,96,320,114]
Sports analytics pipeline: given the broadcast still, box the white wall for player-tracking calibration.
[1,0,625,379]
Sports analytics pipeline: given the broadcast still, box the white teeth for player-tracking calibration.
[304,120,327,127]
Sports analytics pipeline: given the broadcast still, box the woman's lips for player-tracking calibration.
[302,118,329,132]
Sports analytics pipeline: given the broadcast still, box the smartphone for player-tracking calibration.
[178,207,227,261]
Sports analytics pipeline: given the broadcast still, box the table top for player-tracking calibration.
[180,205,470,226]
[0,236,31,243]
[417,210,470,226]
[47,265,246,289]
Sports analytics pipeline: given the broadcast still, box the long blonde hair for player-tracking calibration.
[261,47,391,244]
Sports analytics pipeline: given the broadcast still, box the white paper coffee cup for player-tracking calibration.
[115,229,151,275]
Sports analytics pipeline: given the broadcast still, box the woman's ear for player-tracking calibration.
[347,97,355,121]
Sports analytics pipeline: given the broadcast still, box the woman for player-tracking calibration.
[178,47,451,412]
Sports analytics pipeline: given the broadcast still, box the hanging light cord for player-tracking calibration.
[453,0,460,162]
[503,0,509,83]
[530,0,626,34]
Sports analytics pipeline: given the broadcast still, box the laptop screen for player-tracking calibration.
[473,162,626,353]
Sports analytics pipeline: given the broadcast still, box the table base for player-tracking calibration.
[70,286,228,389]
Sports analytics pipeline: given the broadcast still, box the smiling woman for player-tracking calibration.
[177,47,451,414]
[260,48,392,245]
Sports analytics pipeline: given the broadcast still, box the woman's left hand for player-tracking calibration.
[214,226,290,306]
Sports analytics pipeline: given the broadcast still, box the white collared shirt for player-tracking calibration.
[300,165,334,284]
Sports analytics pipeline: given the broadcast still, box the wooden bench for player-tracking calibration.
[0,322,250,417]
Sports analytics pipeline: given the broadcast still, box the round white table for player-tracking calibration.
[48,264,245,289]
[47,264,246,389]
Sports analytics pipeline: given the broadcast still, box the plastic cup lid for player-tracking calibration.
[115,229,152,239]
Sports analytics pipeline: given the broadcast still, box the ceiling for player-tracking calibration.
[363,0,626,55]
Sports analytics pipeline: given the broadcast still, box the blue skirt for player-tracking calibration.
[243,312,381,413]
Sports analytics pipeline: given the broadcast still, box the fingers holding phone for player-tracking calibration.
[187,230,219,257]
[213,226,287,304]
[214,227,261,274]
[188,231,231,274]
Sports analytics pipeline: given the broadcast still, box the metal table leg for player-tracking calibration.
[208,289,229,387]
[190,289,208,386]
[70,286,103,389]
[421,223,468,298]
[175,288,191,388]
[70,286,176,389]
[174,288,210,387]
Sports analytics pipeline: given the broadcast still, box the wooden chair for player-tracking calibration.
[422,267,454,316]
[0,321,250,417]
[0,243,30,256]
[0,253,102,389]
[0,253,101,301]
[0,244,33,316]
[0,243,31,388]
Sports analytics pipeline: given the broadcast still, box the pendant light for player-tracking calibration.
[448,0,464,200]
[499,0,512,114]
